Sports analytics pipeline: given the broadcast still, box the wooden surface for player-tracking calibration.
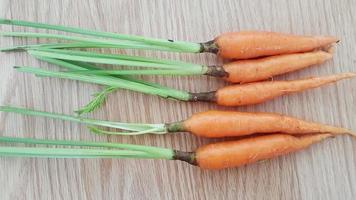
[0,0,355,199]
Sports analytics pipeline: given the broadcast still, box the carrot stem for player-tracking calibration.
[0,42,124,52]
[0,106,167,135]
[34,57,181,114]
[67,69,203,76]
[0,147,158,159]
[28,48,208,76]
[0,31,182,52]
[31,48,201,68]
[0,18,201,52]
[14,66,192,101]
[0,136,174,159]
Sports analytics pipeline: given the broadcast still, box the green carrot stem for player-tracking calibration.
[67,69,204,76]
[0,18,201,52]
[14,66,192,101]
[35,51,192,87]
[0,136,174,159]
[0,106,167,134]
[33,57,113,114]
[88,126,166,136]
[0,42,124,52]
[37,58,117,114]
[34,48,201,67]
[0,31,180,52]
[34,58,189,114]
[0,147,164,159]
[27,49,204,70]
[34,56,96,70]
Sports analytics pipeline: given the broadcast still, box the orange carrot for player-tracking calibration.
[195,134,332,169]
[214,31,338,59]
[0,134,334,170]
[215,73,356,106]
[180,110,354,138]
[222,51,333,83]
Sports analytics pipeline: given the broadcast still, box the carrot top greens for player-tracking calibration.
[29,57,196,115]
[14,66,192,100]
[0,136,174,159]
[0,18,202,53]
[0,106,169,135]
[27,48,204,69]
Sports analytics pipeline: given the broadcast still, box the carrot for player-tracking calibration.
[179,110,354,138]
[0,19,338,59]
[0,134,333,170]
[215,73,356,106]
[1,106,354,138]
[222,51,333,83]
[195,134,332,169]
[213,31,338,59]
[15,64,356,109]
[23,49,332,85]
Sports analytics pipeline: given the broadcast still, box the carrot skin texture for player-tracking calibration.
[215,31,338,59]
[196,134,332,169]
[183,110,352,138]
[216,73,356,106]
[223,51,333,83]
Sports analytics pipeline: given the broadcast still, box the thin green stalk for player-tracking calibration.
[35,50,198,89]
[34,58,187,114]
[27,49,205,71]
[0,18,201,52]
[89,126,166,136]
[32,48,201,67]
[0,106,167,134]
[0,31,181,52]
[0,136,174,159]
[33,57,117,114]
[67,69,204,76]
[0,147,164,159]
[14,66,192,101]
[35,56,98,70]
[0,42,124,52]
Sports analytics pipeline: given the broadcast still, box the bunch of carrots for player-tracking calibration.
[0,19,354,170]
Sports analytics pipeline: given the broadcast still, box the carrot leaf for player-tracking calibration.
[0,106,168,134]
[0,18,201,52]
[75,86,116,115]
[0,136,174,159]
[88,126,167,136]
[14,66,191,101]
[27,48,204,70]
[0,31,179,52]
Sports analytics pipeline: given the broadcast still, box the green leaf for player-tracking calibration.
[0,136,175,159]
[27,48,203,70]
[14,66,191,101]
[0,18,201,52]
[0,106,167,133]
[75,86,116,115]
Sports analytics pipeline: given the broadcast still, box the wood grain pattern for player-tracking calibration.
[0,0,355,199]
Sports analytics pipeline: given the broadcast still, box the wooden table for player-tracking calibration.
[0,0,355,199]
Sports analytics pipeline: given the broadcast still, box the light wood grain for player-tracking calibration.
[0,0,355,199]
